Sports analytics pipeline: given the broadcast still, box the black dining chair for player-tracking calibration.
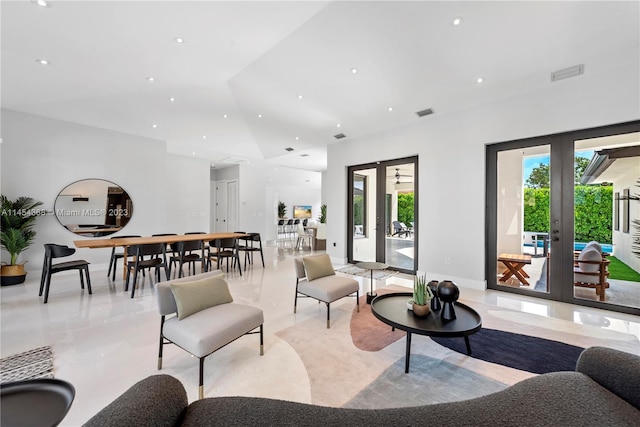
[125,243,169,298]
[168,239,206,278]
[107,235,141,281]
[40,244,91,304]
[237,233,265,270]
[208,238,242,276]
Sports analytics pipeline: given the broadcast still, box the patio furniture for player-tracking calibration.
[574,246,610,301]
[391,221,411,238]
[498,253,532,285]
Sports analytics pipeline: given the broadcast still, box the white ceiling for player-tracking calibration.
[2,1,639,172]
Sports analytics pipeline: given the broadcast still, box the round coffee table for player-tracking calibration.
[371,292,482,373]
[1,378,75,426]
[355,261,388,304]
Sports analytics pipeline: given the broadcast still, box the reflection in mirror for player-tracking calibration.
[54,179,133,237]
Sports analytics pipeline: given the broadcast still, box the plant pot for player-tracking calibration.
[412,303,430,317]
[1,264,27,286]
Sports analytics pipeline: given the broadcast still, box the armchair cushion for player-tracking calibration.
[577,248,602,273]
[170,275,233,320]
[302,254,336,281]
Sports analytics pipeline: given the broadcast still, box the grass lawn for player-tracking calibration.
[608,256,640,281]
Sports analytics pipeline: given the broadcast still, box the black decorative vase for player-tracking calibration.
[428,280,441,311]
[437,280,459,321]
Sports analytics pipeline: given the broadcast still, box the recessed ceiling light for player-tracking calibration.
[31,0,50,7]
[223,114,228,119]
[350,68,358,74]
[388,107,394,112]
[202,135,207,139]
[146,77,155,82]
[476,77,484,84]
[35,59,49,65]
[298,94,303,100]
[151,124,158,128]
[174,37,184,44]
[257,114,262,118]
[452,17,463,26]
[169,97,175,102]
[336,123,342,128]
[192,152,196,156]
[295,136,300,141]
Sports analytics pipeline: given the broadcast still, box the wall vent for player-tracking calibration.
[334,133,346,139]
[284,147,294,152]
[415,108,434,117]
[551,64,584,82]
[300,154,309,157]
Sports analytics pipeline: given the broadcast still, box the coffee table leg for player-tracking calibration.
[405,332,412,373]
[464,336,472,355]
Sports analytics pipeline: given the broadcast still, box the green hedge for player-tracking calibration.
[523,186,612,243]
[398,193,414,226]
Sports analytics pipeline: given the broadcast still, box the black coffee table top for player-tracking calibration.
[1,378,75,427]
[371,292,482,337]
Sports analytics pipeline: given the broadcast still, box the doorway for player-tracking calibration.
[486,121,640,315]
[347,156,418,274]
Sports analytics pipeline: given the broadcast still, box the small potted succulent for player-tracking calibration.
[412,274,434,316]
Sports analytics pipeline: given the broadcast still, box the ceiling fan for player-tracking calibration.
[393,168,413,184]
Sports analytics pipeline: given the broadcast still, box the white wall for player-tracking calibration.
[165,153,211,234]
[614,166,640,273]
[210,161,322,241]
[0,109,209,271]
[326,62,640,290]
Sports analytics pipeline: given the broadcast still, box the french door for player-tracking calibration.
[347,156,418,274]
[486,121,640,315]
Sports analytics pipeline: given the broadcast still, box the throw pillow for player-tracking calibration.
[302,254,336,281]
[578,248,603,274]
[170,275,233,320]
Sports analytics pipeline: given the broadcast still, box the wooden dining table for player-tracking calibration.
[74,232,247,279]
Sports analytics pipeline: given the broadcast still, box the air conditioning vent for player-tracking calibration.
[551,64,584,82]
[284,147,294,152]
[334,133,346,139]
[415,108,434,117]
[300,154,309,157]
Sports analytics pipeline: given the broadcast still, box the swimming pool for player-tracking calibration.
[525,241,613,253]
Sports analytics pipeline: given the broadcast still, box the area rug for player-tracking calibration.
[431,328,584,374]
[342,354,507,409]
[350,290,405,351]
[0,346,54,384]
[336,265,398,280]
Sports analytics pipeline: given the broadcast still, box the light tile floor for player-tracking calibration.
[1,244,639,426]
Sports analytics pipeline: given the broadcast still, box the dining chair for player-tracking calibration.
[208,238,242,276]
[125,243,169,298]
[106,235,141,281]
[168,240,206,278]
[40,244,91,304]
[237,233,265,270]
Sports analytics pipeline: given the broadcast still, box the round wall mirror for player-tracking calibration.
[54,179,133,237]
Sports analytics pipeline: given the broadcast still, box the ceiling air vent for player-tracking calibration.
[551,64,584,82]
[334,133,346,139]
[415,108,434,118]
[284,147,294,152]
[300,154,309,157]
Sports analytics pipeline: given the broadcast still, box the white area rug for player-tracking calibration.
[0,346,54,384]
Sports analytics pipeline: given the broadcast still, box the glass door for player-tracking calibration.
[348,156,418,273]
[487,120,640,316]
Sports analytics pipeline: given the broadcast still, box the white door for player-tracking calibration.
[215,180,228,232]
[227,180,239,232]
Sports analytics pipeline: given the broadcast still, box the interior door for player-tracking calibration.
[215,180,228,232]
[227,180,239,232]
[348,156,418,273]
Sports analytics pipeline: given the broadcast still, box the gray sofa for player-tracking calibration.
[84,346,639,426]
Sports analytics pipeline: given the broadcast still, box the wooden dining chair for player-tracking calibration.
[107,235,141,281]
[125,243,169,298]
[207,238,242,276]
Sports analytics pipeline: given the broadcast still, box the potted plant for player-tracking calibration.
[318,204,326,224]
[412,274,434,316]
[278,201,287,219]
[1,195,43,285]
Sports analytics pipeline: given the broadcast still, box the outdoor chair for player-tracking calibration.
[574,244,610,301]
[40,244,92,304]
[391,221,411,238]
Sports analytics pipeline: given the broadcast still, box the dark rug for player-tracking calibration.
[431,328,584,374]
